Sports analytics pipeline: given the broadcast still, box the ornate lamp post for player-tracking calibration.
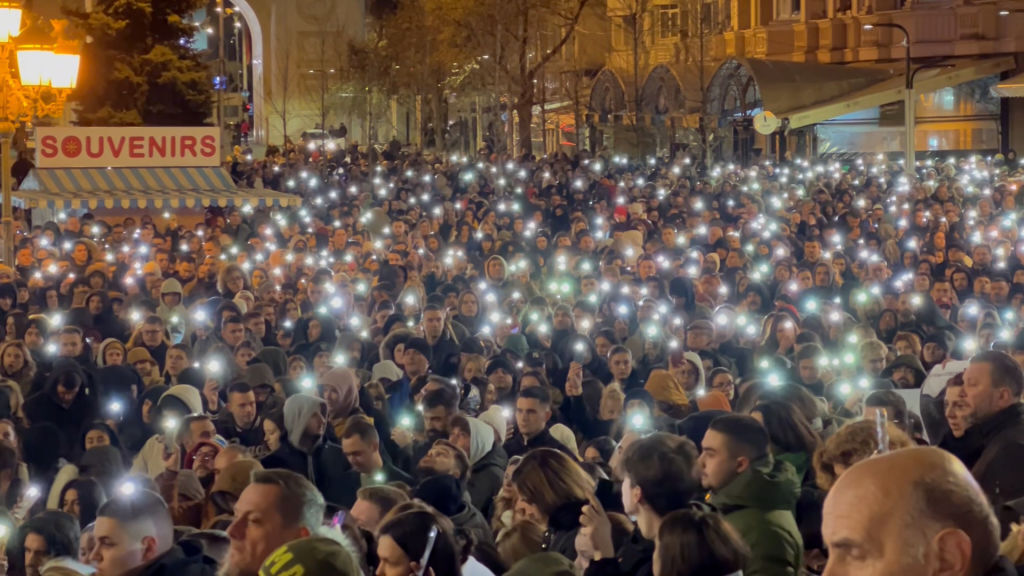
[0,2,80,264]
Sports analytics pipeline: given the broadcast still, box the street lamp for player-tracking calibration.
[864,22,915,176]
[0,6,80,264]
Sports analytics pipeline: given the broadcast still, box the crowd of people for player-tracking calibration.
[0,145,1019,576]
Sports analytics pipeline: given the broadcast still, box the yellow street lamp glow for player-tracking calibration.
[17,51,79,88]
[0,1,21,44]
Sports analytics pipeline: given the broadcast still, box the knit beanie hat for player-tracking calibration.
[258,537,360,576]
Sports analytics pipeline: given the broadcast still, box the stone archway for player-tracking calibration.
[639,65,685,121]
[588,69,628,121]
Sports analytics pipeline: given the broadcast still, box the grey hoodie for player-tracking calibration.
[283,394,327,451]
[466,417,494,465]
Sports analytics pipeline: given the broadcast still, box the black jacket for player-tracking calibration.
[138,541,217,576]
[261,438,351,507]
[24,360,99,460]
[468,443,507,519]
[214,410,264,448]
[584,527,654,576]
[503,426,577,460]
[969,404,1024,535]
[333,461,415,508]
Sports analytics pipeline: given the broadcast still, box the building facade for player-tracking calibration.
[567,0,1024,161]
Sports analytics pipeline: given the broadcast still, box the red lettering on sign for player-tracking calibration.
[149,136,166,157]
[40,135,58,158]
[200,135,216,157]
[106,136,126,158]
[128,136,144,158]
[181,136,197,157]
[85,136,104,158]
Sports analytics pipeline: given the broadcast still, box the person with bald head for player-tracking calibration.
[959,351,1024,530]
[821,447,1016,576]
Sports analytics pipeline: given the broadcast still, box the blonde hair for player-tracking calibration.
[600,384,624,421]
[511,448,594,517]
[813,419,914,491]
[460,354,487,382]
[497,520,544,567]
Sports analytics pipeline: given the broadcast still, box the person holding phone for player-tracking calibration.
[376,509,460,576]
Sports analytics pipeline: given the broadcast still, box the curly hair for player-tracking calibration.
[813,419,914,491]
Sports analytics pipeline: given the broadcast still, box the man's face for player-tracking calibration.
[960,362,1008,423]
[341,435,377,474]
[177,262,195,281]
[891,366,916,388]
[698,430,741,492]
[304,409,327,441]
[245,317,266,338]
[922,342,946,365]
[686,329,712,351]
[222,322,245,348]
[609,352,631,381]
[350,498,382,532]
[422,310,444,340]
[141,322,163,347]
[515,397,550,438]
[57,382,80,408]
[419,443,459,477]
[91,517,150,575]
[229,391,258,429]
[862,351,886,377]
[59,333,83,357]
[225,484,305,576]
[821,476,919,575]
[165,349,188,375]
[489,368,512,392]
[402,349,428,378]
[24,532,49,576]
[422,406,449,434]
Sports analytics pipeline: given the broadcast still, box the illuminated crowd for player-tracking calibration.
[0,144,1019,575]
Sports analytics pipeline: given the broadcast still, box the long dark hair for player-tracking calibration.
[377,509,460,576]
[655,509,749,576]
[752,400,821,456]
[59,477,107,529]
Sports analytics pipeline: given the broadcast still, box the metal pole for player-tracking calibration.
[217,0,225,138]
[2,136,12,265]
[905,85,915,178]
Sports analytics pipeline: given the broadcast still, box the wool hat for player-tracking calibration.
[126,347,156,366]
[258,537,360,576]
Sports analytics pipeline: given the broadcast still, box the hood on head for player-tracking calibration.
[95,338,125,368]
[319,367,359,417]
[257,347,288,378]
[283,394,327,449]
[158,385,203,415]
[465,417,494,465]
[477,405,507,443]
[160,278,183,296]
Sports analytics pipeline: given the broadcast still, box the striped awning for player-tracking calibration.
[15,167,302,210]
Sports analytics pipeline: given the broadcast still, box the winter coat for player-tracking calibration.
[129,386,203,478]
[503,427,578,460]
[157,278,188,344]
[214,410,264,449]
[260,394,351,506]
[710,455,803,576]
[969,403,1024,535]
[24,360,99,460]
[583,526,654,576]
[332,461,415,509]
[466,417,507,519]
[136,540,218,576]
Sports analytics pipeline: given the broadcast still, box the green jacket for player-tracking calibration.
[710,455,803,576]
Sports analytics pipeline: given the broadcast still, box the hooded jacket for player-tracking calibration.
[880,354,928,389]
[465,417,507,519]
[130,386,204,478]
[256,347,288,378]
[320,367,360,440]
[261,394,351,506]
[710,455,803,576]
[157,279,188,345]
[24,360,99,460]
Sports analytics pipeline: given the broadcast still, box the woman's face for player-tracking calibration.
[284,302,299,322]
[85,429,111,450]
[2,346,23,374]
[4,317,14,340]
[0,421,16,449]
[62,488,80,519]
[227,271,244,293]
[514,495,546,527]
[236,348,256,368]
[307,320,322,342]
[459,294,478,317]
[375,535,412,576]
[79,531,95,564]
[263,419,282,452]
